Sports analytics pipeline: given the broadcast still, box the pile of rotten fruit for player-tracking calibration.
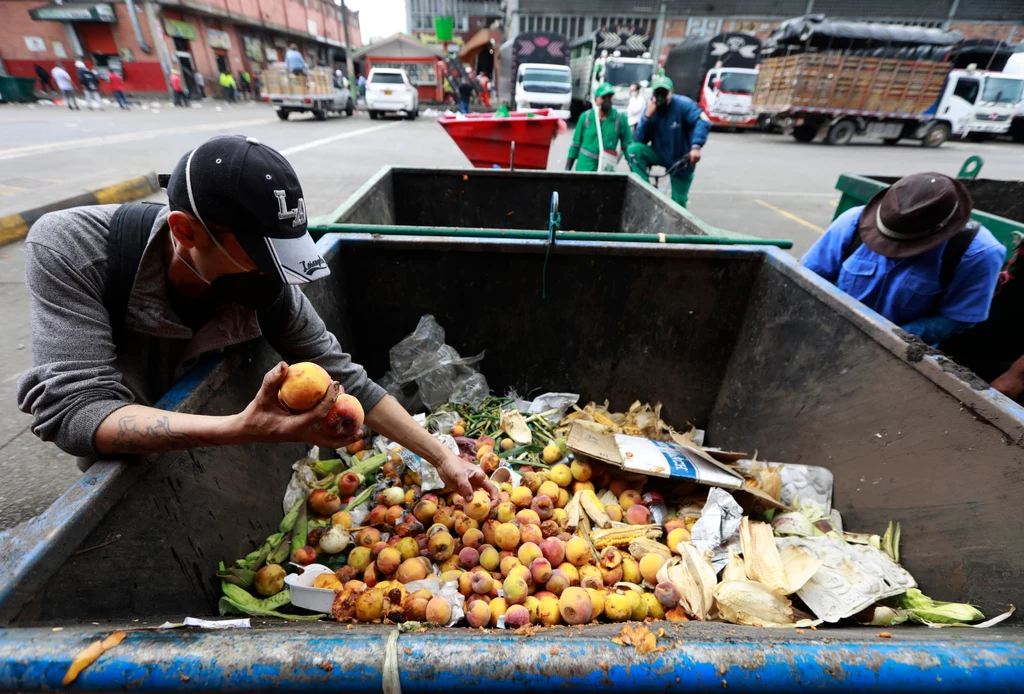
[218,362,1008,630]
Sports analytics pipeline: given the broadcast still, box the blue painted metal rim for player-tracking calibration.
[2,626,1022,692]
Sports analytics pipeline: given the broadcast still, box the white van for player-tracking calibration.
[365,68,419,120]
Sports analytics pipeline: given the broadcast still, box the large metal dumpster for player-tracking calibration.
[833,161,1024,262]
[309,166,793,249]
[2,234,1022,691]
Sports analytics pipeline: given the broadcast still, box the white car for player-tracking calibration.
[365,68,418,120]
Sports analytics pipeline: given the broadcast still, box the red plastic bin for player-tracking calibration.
[438,109,562,170]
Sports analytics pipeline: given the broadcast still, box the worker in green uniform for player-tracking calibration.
[566,83,633,172]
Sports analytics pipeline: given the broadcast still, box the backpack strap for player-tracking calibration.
[840,222,980,290]
[104,202,163,344]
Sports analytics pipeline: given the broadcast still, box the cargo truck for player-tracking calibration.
[1,168,1023,691]
[262,65,355,121]
[497,31,571,118]
[664,33,762,129]
[569,26,655,119]
[1003,49,1024,142]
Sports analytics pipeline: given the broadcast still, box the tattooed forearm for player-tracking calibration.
[109,414,202,454]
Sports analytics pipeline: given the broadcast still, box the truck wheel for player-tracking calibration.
[276,110,289,121]
[346,99,354,117]
[826,120,856,146]
[313,107,327,121]
[921,122,950,148]
[792,123,817,142]
[369,110,378,120]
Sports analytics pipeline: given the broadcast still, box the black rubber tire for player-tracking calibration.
[921,122,950,148]
[882,137,900,146]
[792,124,817,142]
[276,110,289,121]
[345,99,354,116]
[369,110,378,120]
[313,107,327,121]
[826,120,856,146]
[406,105,416,120]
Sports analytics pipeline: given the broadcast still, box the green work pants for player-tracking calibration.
[626,142,694,208]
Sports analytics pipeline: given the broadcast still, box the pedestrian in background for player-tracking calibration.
[194,72,206,99]
[107,70,129,110]
[220,71,237,102]
[170,69,190,107]
[252,71,261,99]
[51,63,78,110]
[566,83,632,172]
[478,72,491,109]
[357,72,366,100]
[237,70,250,100]
[457,80,473,114]
[627,82,645,133]
[34,64,55,95]
[285,43,307,76]
[76,60,103,110]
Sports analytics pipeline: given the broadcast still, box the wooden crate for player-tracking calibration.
[753,54,948,116]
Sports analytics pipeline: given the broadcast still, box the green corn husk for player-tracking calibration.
[898,588,985,624]
[219,583,324,621]
[291,502,308,556]
[268,533,292,564]
[881,521,901,563]
[279,498,305,534]
[350,452,388,478]
[312,458,345,477]
[344,485,375,511]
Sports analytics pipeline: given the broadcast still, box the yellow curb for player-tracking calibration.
[93,176,158,205]
[0,215,30,246]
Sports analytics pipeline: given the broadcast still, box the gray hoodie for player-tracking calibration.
[16,204,385,461]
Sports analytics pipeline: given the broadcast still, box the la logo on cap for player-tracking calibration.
[275,190,307,227]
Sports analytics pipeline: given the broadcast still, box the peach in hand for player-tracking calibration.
[279,362,331,411]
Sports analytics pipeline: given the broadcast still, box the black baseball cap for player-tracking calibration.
[161,135,329,284]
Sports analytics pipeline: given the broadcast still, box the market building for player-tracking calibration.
[353,32,444,103]
[0,0,362,96]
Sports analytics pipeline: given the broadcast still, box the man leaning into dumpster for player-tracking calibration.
[801,172,1004,346]
[627,75,711,208]
[16,134,495,499]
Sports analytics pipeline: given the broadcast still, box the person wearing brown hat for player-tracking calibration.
[802,172,1004,345]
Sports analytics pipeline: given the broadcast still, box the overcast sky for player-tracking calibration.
[344,0,407,43]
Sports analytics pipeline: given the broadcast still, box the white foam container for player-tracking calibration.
[284,564,338,613]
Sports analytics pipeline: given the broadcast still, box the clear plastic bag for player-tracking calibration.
[380,315,489,412]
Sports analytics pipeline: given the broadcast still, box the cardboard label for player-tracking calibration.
[615,435,744,488]
[567,423,623,467]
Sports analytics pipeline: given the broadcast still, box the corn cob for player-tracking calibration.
[590,524,662,549]
[621,425,642,436]
[590,410,619,431]
[579,489,611,528]
[628,537,673,561]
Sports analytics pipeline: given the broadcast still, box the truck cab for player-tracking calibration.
[592,53,655,112]
[516,63,572,119]
[702,66,759,128]
[933,68,1024,138]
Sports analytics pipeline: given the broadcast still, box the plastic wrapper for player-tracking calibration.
[690,487,744,572]
[380,315,489,412]
[512,392,580,424]
[427,411,460,436]
[282,446,320,514]
[402,577,465,627]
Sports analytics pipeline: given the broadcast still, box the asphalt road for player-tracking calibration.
[1,98,1023,530]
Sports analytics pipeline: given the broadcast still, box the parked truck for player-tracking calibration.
[569,26,655,119]
[664,33,762,129]
[262,65,354,121]
[497,31,571,118]
[1003,49,1024,142]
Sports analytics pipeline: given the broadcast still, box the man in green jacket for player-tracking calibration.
[566,83,633,172]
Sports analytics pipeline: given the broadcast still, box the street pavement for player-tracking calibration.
[1,98,1023,530]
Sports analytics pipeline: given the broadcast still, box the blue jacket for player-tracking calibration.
[284,49,307,72]
[635,94,711,177]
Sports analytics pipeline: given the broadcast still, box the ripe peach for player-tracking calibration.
[534,590,557,601]
[479,452,501,474]
[530,557,552,584]
[495,523,521,551]
[348,546,372,572]
[545,569,570,597]
[538,596,562,626]
[413,499,438,525]
[426,596,452,625]
[479,545,500,572]
[519,523,543,546]
[504,604,531,628]
[625,504,651,525]
[531,495,554,521]
[376,547,402,575]
[628,590,648,620]
[428,531,454,562]
[356,527,382,549]
[510,486,533,508]
[478,435,496,449]
[495,502,517,523]
[467,593,491,607]
[604,593,632,622]
[608,478,630,498]
[621,556,642,584]
[279,362,330,411]
[556,488,569,509]
[453,513,479,538]
[516,509,541,527]
[440,570,462,584]
[290,546,316,565]
[542,444,562,465]
[639,554,665,584]
[458,547,480,569]
[667,528,691,553]
[462,528,485,549]
[465,491,492,523]
[385,505,405,527]
[321,393,364,437]
[587,588,605,620]
[482,519,500,546]
[396,557,427,584]
[559,587,593,625]
[521,471,543,494]
[565,537,591,567]
[619,490,642,510]
[503,575,529,604]
[499,555,521,577]
[475,444,494,461]
[655,582,681,608]
[433,506,456,530]
[579,565,603,590]
[540,520,560,538]
[539,537,565,567]
[331,510,353,528]
[489,597,508,627]
[604,505,623,523]
[552,508,567,527]
[395,537,419,562]
[572,481,595,494]
[466,599,491,628]
[440,556,460,574]
[523,595,540,623]
[348,439,367,455]
[570,459,592,482]
[517,542,542,568]
[334,565,357,584]
[255,564,286,596]
[458,570,475,596]
[599,564,623,586]
[309,489,342,517]
[367,505,389,526]
[471,571,494,595]
[549,464,572,488]
[537,480,560,501]
[355,587,384,622]
[558,562,580,586]
[642,593,665,619]
[664,517,686,534]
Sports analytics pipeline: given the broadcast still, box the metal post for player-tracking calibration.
[945,0,960,31]
[340,0,355,87]
[63,21,84,58]
[124,0,151,54]
[651,1,667,66]
[805,0,815,13]
[143,1,175,89]
[507,0,519,42]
